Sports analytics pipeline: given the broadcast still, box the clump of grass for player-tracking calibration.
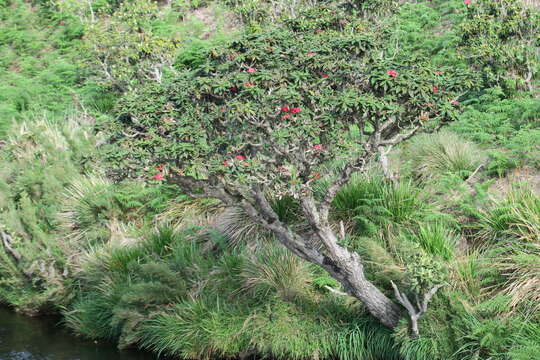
[240,242,312,301]
[332,174,426,235]
[140,297,250,359]
[331,174,386,222]
[409,223,458,261]
[156,197,223,229]
[213,206,268,248]
[450,252,483,301]
[477,186,540,316]
[58,176,117,244]
[400,130,485,181]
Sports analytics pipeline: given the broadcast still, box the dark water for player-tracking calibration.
[0,307,157,360]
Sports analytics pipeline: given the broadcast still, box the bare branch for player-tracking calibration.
[1,229,21,262]
[420,283,446,314]
[391,281,446,337]
[391,281,417,316]
[380,126,420,146]
[324,285,349,296]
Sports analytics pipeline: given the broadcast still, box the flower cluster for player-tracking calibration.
[152,165,166,181]
[280,106,302,119]
[223,155,248,167]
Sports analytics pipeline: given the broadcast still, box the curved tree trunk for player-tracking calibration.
[256,197,402,328]
[172,175,403,328]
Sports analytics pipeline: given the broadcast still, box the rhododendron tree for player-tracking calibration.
[105,4,476,331]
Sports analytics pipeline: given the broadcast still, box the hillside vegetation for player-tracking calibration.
[0,0,539,359]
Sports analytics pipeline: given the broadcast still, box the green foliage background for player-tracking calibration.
[0,0,539,359]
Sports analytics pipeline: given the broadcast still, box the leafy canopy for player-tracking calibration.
[107,4,476,196]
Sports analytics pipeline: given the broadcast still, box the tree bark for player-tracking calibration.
[172,175,404,328]
[266,219,401,327]
[245,191,402,328]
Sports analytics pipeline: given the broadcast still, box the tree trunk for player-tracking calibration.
[183,181,404,329]
[269,220,402,328]
[312,226,401,328]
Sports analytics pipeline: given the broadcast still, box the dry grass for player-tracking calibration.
[155,198,224,230]
[482,187,540,316]
[240,243,312,301]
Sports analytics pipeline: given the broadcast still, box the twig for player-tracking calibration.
[324,285,349,296]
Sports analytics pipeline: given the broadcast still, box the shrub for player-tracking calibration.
[0,114,96,312]
[81,0,180,91]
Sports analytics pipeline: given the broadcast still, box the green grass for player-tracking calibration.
[409,223,458,261]
[1,0,540,359]
[401,131,485,181]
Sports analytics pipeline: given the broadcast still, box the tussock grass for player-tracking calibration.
[240,242,312,301]
[332,175,427,235]
[401,131,486,181]
[410,223,458,261]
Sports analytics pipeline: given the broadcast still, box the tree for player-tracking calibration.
[104,4,476,330]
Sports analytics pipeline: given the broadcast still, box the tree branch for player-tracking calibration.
[380,126,420,146]
[324,285,349,296]
[1,229,21,262]
[391,281,446,337]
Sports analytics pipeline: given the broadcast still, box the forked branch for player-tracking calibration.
[391,281,446,337]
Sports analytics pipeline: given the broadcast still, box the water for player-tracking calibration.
[0,307,157,360]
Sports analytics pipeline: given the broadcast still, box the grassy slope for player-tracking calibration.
[0,0,539,359]
[0,0,87,137]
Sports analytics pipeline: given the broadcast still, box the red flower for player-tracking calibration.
[432,86,439,93]
[450,100,460,105]
[281,106,290,112]
[435,70,444,75]
[315,29,324,34]
[313,144,323,152]
[291,107,302,114]
[464,0,471,5]
[247,67,257,73]
[387,70,398,78]
[156,164,165,171]
[223,160,230,166]
[153,173,165,181]
[281,114,292,119]
[322,74,329,78]
[235,155,246,160]
[307,52,316,57]
[244,82,255,87]
[311,172,321,180]
[230,87,238,92]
